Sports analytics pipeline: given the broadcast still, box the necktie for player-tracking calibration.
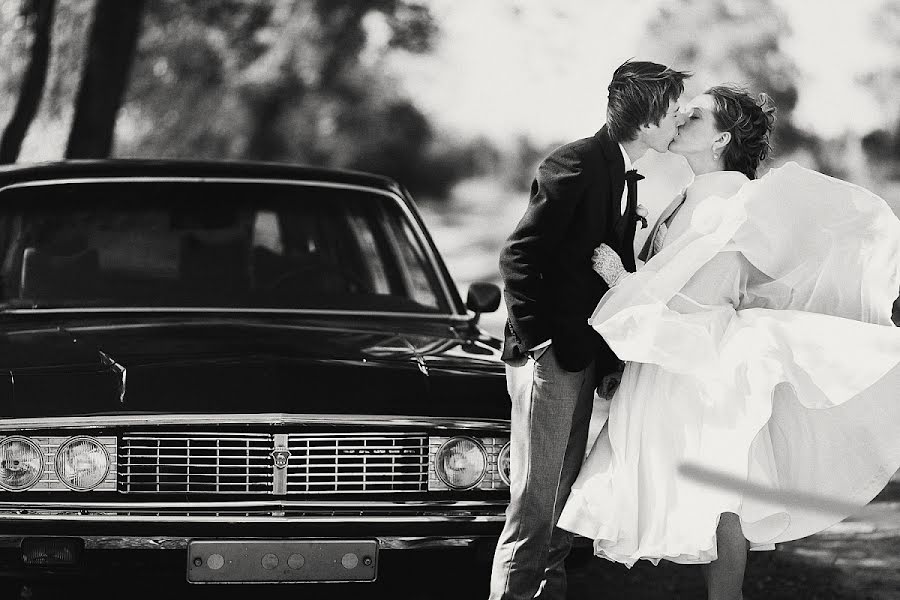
[624,169,644,207]
[625,169,645,225]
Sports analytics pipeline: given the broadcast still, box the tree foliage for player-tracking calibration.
[0,0,470,196]
[641,0,813,165]
[113,0,457,195]
[859,0,899,178]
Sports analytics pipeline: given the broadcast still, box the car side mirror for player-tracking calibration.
[465,282,501,325]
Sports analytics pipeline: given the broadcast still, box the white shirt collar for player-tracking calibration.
[617,142,633,172]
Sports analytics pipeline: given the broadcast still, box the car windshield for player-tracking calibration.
[0,180,449,313]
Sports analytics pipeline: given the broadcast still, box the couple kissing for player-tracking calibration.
[491,59,900,600]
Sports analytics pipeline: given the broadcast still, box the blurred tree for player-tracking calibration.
[862,128,900,173]
[641,0,817,169]
[0,0,55,163]
[0,0,483,197]
[112,0,466,197]
[23,0,95,121]
[859,0,900,179]
[116,0,272,158]
[505,135,559,192]
[0,1,96,159]
[65,0,145,158]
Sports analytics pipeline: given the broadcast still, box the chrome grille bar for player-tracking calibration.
[286,433,429,494]
[120,433,273,494]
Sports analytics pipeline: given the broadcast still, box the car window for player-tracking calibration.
[382,208,440,309]
[0,180,449,313]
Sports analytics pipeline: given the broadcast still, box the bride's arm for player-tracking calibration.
[668,250,771,313]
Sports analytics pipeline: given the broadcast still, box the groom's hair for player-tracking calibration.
[606,60,690,142]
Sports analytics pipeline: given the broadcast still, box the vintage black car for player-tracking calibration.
[0,160,510,590]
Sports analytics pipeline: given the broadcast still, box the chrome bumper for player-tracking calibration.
[0,499,506,520]
[0,535,494,551]
[0,499,507,550]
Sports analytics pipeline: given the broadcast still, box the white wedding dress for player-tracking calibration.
[557,162,900,567]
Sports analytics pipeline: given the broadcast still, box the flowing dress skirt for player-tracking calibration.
[557,163,900,567]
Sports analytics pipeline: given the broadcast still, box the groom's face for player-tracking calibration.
[640,98,684,153]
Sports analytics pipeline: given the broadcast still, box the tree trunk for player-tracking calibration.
[0,0,56,164]
[65,0,145,159]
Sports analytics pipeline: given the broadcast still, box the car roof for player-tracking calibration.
[0,159,405,196]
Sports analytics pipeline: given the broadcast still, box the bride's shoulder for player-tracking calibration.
[687,170,749,201]
[716,171,751,195]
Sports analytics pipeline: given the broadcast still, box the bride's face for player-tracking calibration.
[668,94,725,158]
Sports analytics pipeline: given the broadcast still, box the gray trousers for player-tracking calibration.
[489,345,596,600]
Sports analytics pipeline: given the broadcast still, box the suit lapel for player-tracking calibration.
[594,127,640,270]
[593,126,627,240]
[594,127,625,216]
[618,176,638,238]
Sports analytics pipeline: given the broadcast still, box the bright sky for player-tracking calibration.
[389,0,895,146]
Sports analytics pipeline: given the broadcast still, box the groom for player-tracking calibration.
[491,60,689,600]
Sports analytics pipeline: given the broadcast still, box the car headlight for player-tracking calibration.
[498,441,511,486]
[0,436,44,491]
[434,437,487,490]
[54,436,110,491]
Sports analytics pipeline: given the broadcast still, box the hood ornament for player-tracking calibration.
[98,350,127,404]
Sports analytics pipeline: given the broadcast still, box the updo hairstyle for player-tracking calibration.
[706,85,776,179]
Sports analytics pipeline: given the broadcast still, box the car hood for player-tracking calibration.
[0,315,508,420]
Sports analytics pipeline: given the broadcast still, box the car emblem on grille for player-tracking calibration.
[270,448,291,469]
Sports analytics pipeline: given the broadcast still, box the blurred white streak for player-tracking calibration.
[679,462,877,517]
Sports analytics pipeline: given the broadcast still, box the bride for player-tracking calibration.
[556,85,900,599]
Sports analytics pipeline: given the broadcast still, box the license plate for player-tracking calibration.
[187,539,378,583]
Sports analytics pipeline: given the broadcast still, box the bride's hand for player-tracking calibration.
[592,243,629,287]
[597,368,623,400]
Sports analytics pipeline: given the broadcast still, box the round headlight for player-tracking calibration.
[0,436,44,491]
[55,437,110,491]
[435,437,487,490]
[498,442,511,486]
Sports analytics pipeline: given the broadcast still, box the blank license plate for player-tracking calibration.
[187,539,378,583]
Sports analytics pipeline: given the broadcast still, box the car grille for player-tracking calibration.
[285,433,429,494]
[119,432,429,495]
[119,433,273,494]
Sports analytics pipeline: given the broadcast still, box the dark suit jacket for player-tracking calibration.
[499,126,639,373]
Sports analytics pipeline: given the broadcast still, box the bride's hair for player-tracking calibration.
[706,85,776,179]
